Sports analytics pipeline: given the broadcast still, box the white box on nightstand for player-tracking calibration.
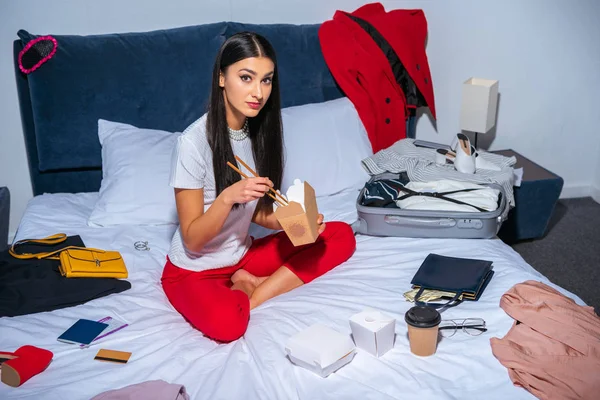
[349,309,396,357]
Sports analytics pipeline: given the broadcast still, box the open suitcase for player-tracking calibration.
[354,173,509,239]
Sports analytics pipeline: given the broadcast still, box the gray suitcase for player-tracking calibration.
[354,173,509,239]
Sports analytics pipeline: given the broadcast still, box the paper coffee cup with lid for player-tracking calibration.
[404,306,441,357]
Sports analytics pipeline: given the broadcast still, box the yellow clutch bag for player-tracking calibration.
[9,233,128,279]
[58,248,128,279]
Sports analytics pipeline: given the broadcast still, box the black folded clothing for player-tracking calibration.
[361,172,410,208]
[0,235,131,317]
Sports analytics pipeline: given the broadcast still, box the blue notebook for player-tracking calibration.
[57,319,109,345]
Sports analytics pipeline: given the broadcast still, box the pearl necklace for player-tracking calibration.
[227,119,249,141]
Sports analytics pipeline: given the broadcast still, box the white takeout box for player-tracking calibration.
[349,309,396,357]
[285,323,356,378]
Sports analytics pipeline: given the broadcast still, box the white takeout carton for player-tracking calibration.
[285,323,356,378]
[349,309,396,357]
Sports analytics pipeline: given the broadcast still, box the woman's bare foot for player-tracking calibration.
[231,269,268,287]
[231,280,257,298]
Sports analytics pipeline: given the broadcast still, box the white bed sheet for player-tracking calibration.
[0,193,585,400]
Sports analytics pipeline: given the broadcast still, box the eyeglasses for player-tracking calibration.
[438,318,487,338]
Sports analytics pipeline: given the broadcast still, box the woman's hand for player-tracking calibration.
[317,213,326,235]
[223,177,273,205]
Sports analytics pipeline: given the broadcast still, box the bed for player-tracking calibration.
[2,20,585,400]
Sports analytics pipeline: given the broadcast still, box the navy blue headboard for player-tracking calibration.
[13,22,346,195]
[14,21,416,195]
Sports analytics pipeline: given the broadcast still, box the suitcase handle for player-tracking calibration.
[384,216,457,227]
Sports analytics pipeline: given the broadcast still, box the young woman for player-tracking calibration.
[161,32,356,343]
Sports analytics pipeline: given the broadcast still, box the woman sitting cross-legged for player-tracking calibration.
[161,32,356,343]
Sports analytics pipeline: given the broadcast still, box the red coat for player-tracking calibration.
[319,3,436,152]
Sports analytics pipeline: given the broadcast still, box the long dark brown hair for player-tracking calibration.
[206,32,284,211]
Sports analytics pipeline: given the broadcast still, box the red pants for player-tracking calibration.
[161,221,356,342]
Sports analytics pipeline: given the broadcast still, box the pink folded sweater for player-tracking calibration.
[490,280,600,400]
[91,380,190,400]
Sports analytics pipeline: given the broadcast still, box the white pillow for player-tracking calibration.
[89,97,370,227]
[281,97,373,196]
[87,120,179,227]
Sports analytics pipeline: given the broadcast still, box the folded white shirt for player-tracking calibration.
[396,180,500,212]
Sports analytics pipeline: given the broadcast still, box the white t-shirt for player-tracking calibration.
[167,114,258,272]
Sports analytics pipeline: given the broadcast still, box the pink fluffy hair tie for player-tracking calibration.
[18,35,58,74]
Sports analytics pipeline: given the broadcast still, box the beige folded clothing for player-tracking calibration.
[490,280,600,400]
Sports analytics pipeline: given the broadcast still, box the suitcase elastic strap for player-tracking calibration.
[397,187,488,212]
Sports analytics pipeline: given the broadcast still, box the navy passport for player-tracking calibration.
[57,319,108,345]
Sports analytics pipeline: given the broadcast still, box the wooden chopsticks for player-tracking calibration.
[234,156,289,205]
[227,156,289,207]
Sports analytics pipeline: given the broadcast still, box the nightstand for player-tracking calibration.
[493,150,564,243]
[0,186,9,251]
